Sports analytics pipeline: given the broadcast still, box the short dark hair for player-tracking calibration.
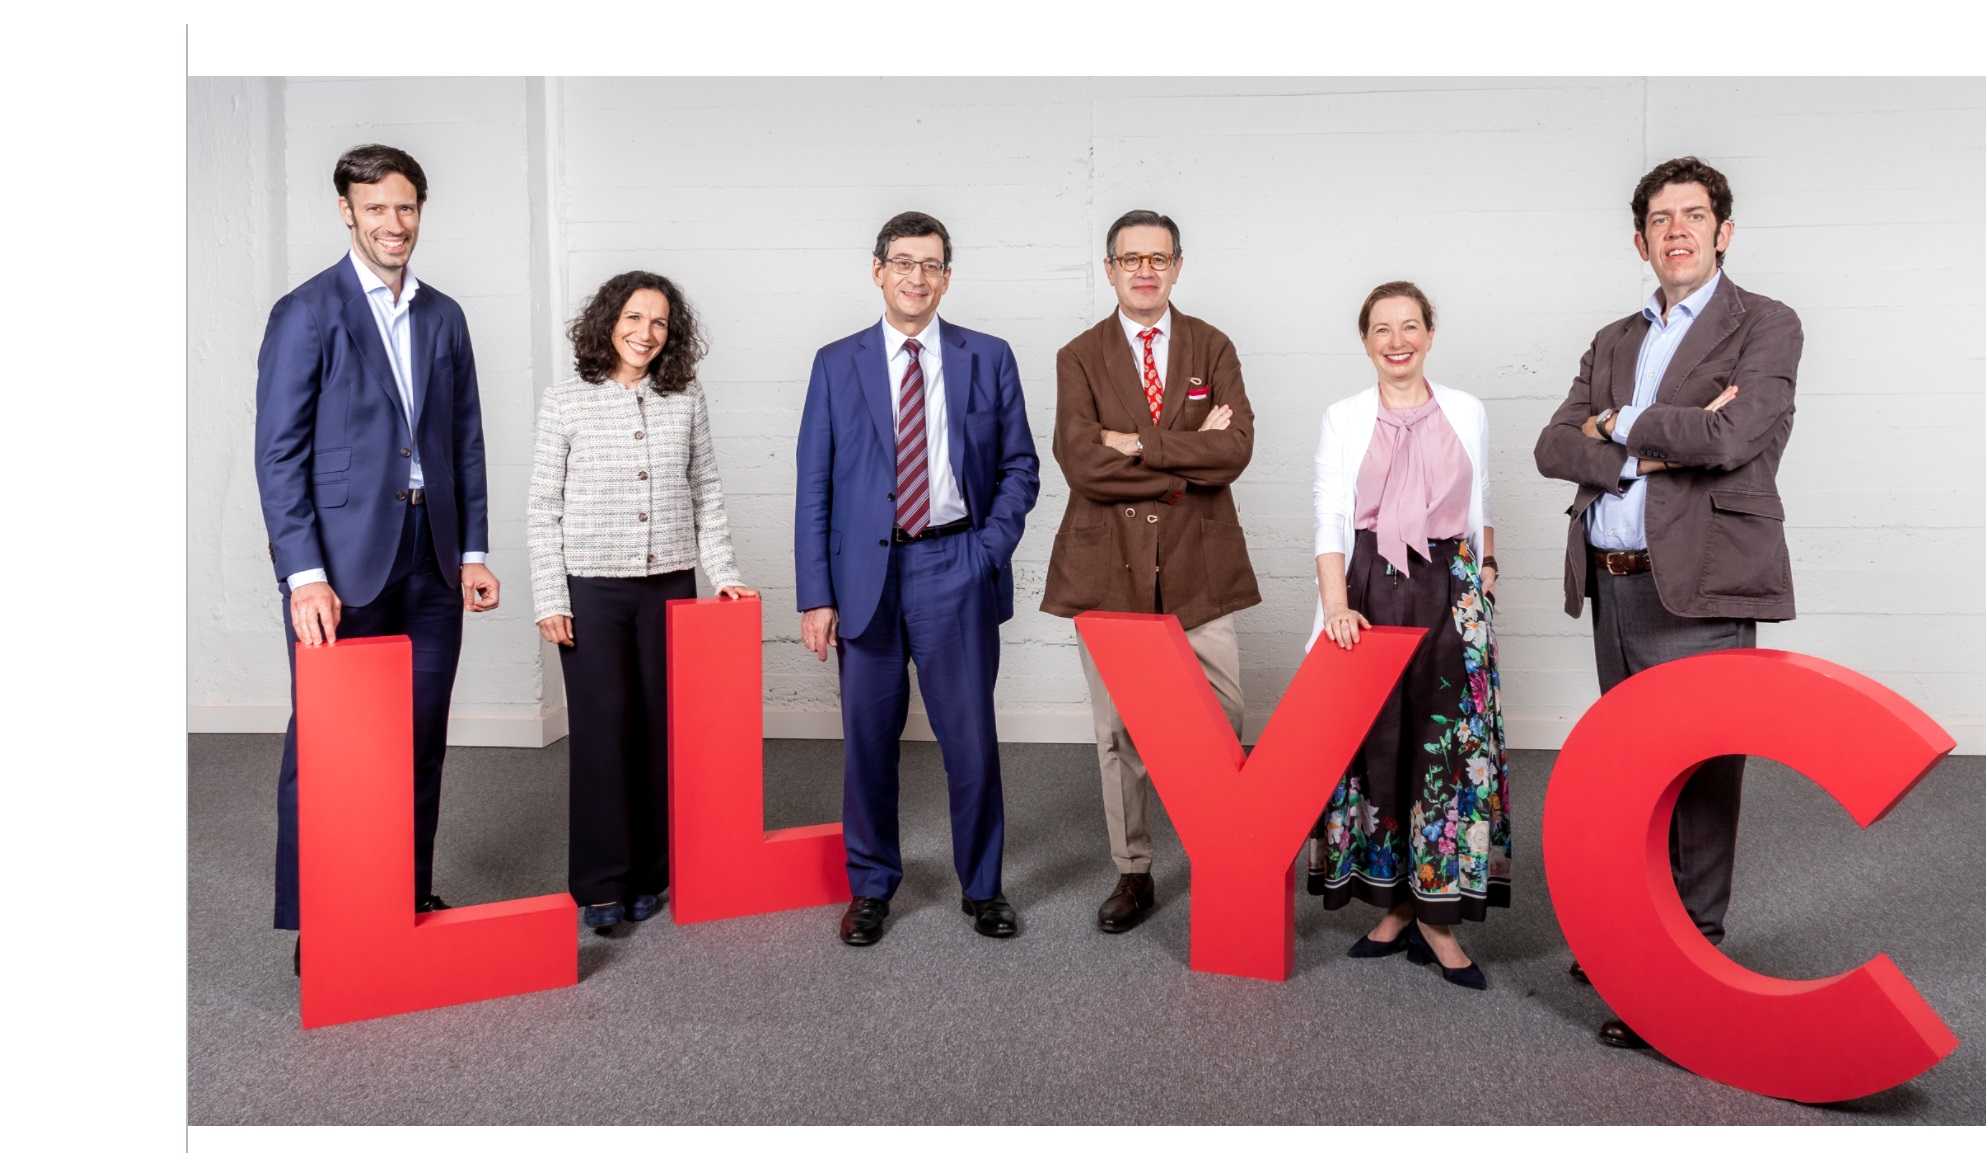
[872,211,952,267]
[333,144,429,204]
[1106,210,1182,259]
[1357,280,1436,336]
[567,271,707,393]
[1632,156,1733,267]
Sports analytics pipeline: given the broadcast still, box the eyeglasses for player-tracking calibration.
[1111,252,1178,273]
[881,256,948,277]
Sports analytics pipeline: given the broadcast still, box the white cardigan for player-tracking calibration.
[1309,381,1493,647]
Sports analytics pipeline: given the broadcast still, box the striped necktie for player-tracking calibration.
[894,338,931,536]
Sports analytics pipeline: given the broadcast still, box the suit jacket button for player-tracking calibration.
[638,512,649,522]
[400,447,412,458]
[634,430,645,439]
[878,539,888,547]
[396,491,407,501]
[638,471,648,480]
[1124,508,1135,517]
[887,492,895,501]
[1146,514,1159,523]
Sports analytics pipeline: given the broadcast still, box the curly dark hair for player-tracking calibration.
[567,271,707,392]
[1632,156,1734,268]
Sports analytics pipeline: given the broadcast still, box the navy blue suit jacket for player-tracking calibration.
[794,318,1040,640]
[255,257,489,608]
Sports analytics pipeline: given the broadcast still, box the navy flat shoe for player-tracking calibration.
[625,893,662,922]
[581,902,624,931]
[1346,931,1410,958]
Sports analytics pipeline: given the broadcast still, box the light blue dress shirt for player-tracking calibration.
[1584,271,1723,551]
[287,251,485,590]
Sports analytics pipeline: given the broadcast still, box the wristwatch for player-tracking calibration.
[1595,408,1616,437]
[1132,435,1144,455]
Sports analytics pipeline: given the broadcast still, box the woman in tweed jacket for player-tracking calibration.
[528,271,757,931]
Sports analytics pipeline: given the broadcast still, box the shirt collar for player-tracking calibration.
[349,248,421,309]
[1643,270,1720,327]
[881,314,941,360]
[1118,307,1172,342]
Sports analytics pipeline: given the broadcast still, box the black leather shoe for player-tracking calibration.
[293,938,301,978]
[415,893,452,913]
[1096,873,1155,933]
[962,893,1019,938]
[1404,922,1488,990]
[1599,1017,1650,1049]
[839,898,890,946]
[1568,959,1590,984]
[1346,931,1410,959]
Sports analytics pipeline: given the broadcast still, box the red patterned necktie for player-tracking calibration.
[1139,326,1163,424]
[894,338,931,536]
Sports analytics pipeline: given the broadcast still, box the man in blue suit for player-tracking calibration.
[255,144,500,972]
[795,211,1040,946]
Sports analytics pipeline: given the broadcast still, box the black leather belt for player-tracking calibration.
[893,516,971,544]
[398,487,426,505]
[1590,548,1651,575]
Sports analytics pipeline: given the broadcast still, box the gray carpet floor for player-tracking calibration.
[188,734,1985,1125]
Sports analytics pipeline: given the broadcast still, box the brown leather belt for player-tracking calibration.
[1590,548,1651,576]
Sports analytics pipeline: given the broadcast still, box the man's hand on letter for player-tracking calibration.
[461,563,501,612]
[291,581,343,646]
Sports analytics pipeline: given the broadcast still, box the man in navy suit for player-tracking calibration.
[255,144,501,971]
[794,211,1040,946]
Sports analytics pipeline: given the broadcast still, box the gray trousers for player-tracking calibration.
[1077,615,1243,874]
[1591,568,1755,944]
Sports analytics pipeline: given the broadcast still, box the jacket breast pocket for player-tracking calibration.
[1698,490,1787,599]
[311,480,350,509]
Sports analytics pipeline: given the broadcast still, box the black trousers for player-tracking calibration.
[274,503,461,930]
[1590,567,1755,944]
[559,570,696,906]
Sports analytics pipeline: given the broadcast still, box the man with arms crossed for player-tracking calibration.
[1534,156,1802,1048]
[794,211,1041,946]
[1041,209,1260,932]
[256,144,501,974]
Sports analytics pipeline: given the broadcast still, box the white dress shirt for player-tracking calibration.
[881,316,967,527]
[287,249,486,590]
[1585,271,1723,551]
[1117,306,1173,395]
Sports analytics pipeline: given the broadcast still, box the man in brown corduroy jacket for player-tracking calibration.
[1041,209,1261,933]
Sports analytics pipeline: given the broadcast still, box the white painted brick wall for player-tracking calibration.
[188,77,1986,753]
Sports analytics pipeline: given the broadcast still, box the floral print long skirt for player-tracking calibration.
[1306,529,1512,924]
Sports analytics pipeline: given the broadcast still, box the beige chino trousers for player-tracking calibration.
[1076,614,1244,874]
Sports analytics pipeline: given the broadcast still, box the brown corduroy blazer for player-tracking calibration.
[1534,275,1803,621]
[1040,309,1260,630]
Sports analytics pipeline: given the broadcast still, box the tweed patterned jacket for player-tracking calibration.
[528,375,744,623]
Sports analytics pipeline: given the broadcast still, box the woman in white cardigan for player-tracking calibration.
[528,272,758,933]
[1306,282,1511,990]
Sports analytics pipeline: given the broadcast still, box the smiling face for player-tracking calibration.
[1362,295,1434,388]
[871,233,950,334]
[338,173,422,281]
[1634,180,1733,307]
[610,288,670,380]
[1105,223,1182,325]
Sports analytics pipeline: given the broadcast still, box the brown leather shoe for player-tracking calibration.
[1598,1017,1650,1049]
[1096,872,1155,933]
